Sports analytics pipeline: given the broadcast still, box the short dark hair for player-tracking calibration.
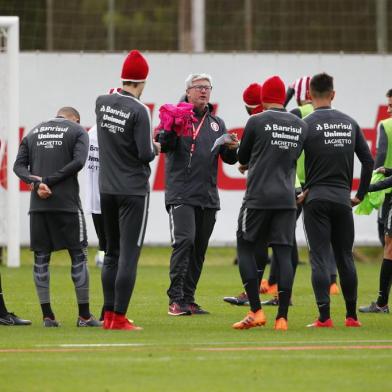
[310,73,334,97]
[386,89,392,98]
[122,81,142,88]
[57,106,80,122]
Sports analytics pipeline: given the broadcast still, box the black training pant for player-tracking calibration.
[92,213,106,252]
[236,207,296,290]
[268,204,302,285]
[303,200,357,305]
[167,204,216,304]
[100,193,149,315]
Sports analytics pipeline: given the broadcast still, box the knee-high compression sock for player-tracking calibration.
[345,301,357,320]
[254,248,269,285]
[272,245,293,320]
[237,237,261,313]
[317,302,330,322]
[33,252,54,319]
[0,273,8,316]
[377,259,392,307]
[291,238,299,279]
[69,248,90,318]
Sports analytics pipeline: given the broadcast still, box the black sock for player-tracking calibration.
[244,279,261,313]
[0,275,8,316]
[78,303,91,319]
[346,300,357,320]
[277,289,291,320]
[330,274,337,285]
[0,294,7,317]
[41,303,55,319]
[317,302,330,322]
[376,259,392,307]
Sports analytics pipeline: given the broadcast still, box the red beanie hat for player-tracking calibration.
[121,50,149,82]
[243,83,262,107]
[261,76,286,105]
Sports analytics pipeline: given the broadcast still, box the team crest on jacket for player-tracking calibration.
[211,122,219,132]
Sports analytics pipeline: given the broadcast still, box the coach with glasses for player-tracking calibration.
[158,73,239,316]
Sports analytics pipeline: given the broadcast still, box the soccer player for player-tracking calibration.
[265,76,340,300]
[85,124,106,267]
[14,107,100,327]
[223,82,274,306]
[0,272,31,326]
[158,73,239,316]
[372,89,392,248]
[96,50,159,330]
[301,73,373,328]
[359,88,392,314]
[233,76,307,331]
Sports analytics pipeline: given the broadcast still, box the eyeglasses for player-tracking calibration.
[189,85,212,92]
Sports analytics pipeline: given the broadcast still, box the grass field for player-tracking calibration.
[0,246,391,392]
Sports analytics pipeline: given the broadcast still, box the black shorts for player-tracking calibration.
[30,210,88,252]
[237,205,296,246]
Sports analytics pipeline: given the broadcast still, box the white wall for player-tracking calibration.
[15,52,392,246]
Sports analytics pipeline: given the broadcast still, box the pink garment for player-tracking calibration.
[158,102,197,137]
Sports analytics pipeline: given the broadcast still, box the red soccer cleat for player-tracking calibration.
[345,317,362,327]
[109,314,142,331]
[306,318,334,328]
[103,311,114,330]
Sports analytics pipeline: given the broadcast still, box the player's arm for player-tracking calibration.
[354,125,374,200]
[134,107,156,163]
[238,117,256,165]
[43,130,89,187]
[13,137,37,185]
[374,123,387,169]
[219,119,238,165]
[369,175,392,192]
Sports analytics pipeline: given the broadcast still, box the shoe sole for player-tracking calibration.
[233,321,266,330]
[223,299,249,306]
[110,326,143,331]
[306,324,333,328]
[167,311,191,316]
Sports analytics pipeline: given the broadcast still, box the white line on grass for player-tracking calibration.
[35,339,392,349]
[36,343,149,348]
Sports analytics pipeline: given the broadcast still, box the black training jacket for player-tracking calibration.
[239,108,308,209]
[303,107,374,207]
[95,90,155,196]
[14,117,88,213]
[158,106,237,209]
